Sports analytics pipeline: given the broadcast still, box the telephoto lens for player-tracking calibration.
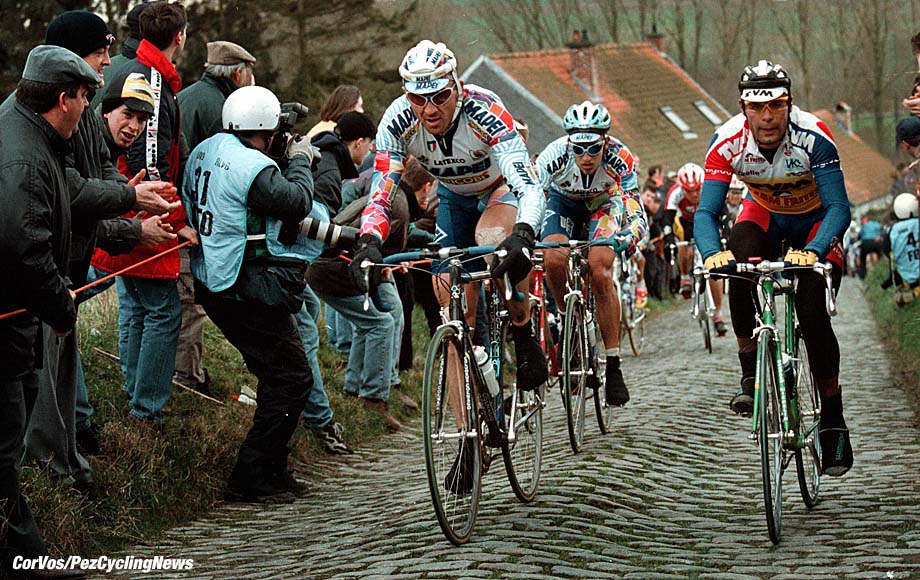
[298,218,358,249]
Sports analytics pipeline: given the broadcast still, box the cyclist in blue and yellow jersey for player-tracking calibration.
[696,60,853,477]
[354,40,548,495]
[535,101,648,407]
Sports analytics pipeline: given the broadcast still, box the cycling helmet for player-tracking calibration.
[677,162,704,190]
[563,101,610,143]
[893,193,919,220]
[223,86,280,131]
[399,40,457,94]
[728,174,747,194]
[738,60,790,102]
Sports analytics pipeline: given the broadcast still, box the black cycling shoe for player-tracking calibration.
[713,317,728,337]
[820,426,853,477]
[605,362,629,406]
[730,377,755,416]
[512,325,549,392]
[444,443,475,496]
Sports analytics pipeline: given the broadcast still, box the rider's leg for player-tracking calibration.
[588,246,629,406]
[542,233,570,313]
[710,277,727,336]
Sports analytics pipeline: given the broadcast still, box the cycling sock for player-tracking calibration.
[605,347,620,358]
[821,393,845,428]
[738,349,756,380]
[607,355,621,369]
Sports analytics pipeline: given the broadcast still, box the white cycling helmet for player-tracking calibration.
[399,40,457,94]
[563,100,610,143]
[222,86,280,132]
[677,162,704,190]
[893,193,919,220]
[728,174,747,194]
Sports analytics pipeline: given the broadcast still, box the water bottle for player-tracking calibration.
[586,312,597,347]
[474,346,500,397]
[781,353,797,399]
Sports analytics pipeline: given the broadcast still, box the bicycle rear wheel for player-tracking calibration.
[697,284,712,354]
[500,304,544,502]
[587,294,612,434]
[622,294,645,357]
[793,327,821,508]
[422,325,482,545]
[757,333,784,545]
[562,293,588,453]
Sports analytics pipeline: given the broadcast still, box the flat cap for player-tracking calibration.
[896,116,920,145]
[206,41,256,66]
[22,45,100,85]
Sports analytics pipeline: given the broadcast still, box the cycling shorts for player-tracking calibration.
[734,198,844,267]
[541,191,623,241]
[432,182,517,273]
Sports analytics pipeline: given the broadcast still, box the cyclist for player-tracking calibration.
[535,101,647,406]
[723,175,746,232]
[665,163,728,336]
[352,41,547,493]
[696,60,853,476]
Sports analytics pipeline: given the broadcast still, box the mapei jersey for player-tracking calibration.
[695,106,850,259]
[359,84,544,241]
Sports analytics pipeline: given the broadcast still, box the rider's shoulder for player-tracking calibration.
[787,106,835,141]
[461,83,504,107]
[378,95,418,141]
[715,112,747,136]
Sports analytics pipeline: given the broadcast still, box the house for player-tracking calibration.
[461,38,896,210]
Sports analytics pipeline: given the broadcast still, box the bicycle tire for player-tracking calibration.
[562,293,588,453]
[793,327,821,508]
[697,282,712,354]
[499,310,544,503]
[621,293,644,357]
[588,292,612,434]
[422,325,482,545]
[758,332,784,545]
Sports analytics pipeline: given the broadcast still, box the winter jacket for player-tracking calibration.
[0,102,77,377]
[177,73,237,153]
[91,36,141,110]
[310,131,358,216]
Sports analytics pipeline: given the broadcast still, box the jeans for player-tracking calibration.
[325,307,353,353]
[295,285,333,430]
[116,277,181,424]
[316,281,402,401]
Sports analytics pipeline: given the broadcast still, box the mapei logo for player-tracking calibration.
[413,80,440,91]
[784,158,804,170]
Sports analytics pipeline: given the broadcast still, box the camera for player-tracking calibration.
[277,217,358,250]
[267,102,310,164]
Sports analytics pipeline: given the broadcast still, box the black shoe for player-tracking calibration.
[75,423,101,456]
[714,317,728,337]
[512,325,549,391]
[443,443,475,496]
[730,377,755,416]
[312,420,354,455]
[72,479,99,501]
[605,363,629,406]
[272,470,310,496]
[820,426,853,477]
[224,483,296,504]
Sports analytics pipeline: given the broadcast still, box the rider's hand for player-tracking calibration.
[286,135,319,164]
[350,233,383,294]
[704,250,736,273]
[611,235,630,253]
[491,222,535,286]
[784,248,817,267]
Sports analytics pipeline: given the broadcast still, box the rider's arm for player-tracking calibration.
[358,100,410,243]
[805,138,851,257]
[493,134,545,233]
[696,146,732,259]
[615,166,648,248]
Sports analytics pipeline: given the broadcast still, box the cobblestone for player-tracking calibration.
[93,280,920,579]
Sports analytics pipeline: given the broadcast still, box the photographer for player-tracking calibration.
[180,86,316,504]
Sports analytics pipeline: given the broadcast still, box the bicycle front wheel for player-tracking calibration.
[588,294,612,434]
[422,324,482,545]
[500,305,544,502]
[757,333,784,545]
[562,293,588,453]
[793,327,821,508]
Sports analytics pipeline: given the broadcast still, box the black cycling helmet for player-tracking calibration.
[738,60,791,102]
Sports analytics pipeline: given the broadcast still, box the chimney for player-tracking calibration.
[646,23,665,53]
[834,101,853,135]
[566,29,599,100]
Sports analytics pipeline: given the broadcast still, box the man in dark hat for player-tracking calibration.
[897,116,920,196]
[91,1,154,109]
[0,45,97,580]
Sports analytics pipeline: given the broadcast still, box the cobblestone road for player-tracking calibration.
[97,279,920,580]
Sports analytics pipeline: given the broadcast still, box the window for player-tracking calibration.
[694,100,723,125]
[659,106,697,139]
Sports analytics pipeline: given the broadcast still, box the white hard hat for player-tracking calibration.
[893,193,919,220]
[222,85,280,132]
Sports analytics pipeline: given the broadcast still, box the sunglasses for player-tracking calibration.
[743,97,789,113]
[571,141,604,157]
[406,86,454,108]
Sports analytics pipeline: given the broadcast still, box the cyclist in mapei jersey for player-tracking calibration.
[696,60,853,477]
[535,101,647,406]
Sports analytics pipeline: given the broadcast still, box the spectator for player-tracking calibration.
[644,164,663,192]
[904,33,920,116]
[857,216,885,279]
[91,1,153,110]
[896,116,920,195]
[888,193,919,303]
[0,45,96,580]
[173,40,256,396]
[641,186,665,300]
[312,111,375,214]
[181,85,316,503]
[306,84,363,140]
[91,1,197,427]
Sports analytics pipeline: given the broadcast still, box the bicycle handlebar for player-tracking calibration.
[712,260,837,317]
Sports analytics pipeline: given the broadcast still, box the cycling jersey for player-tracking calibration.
[535,135,646,246]
[359,84,544,241]
[664,183,698,222]
[696,105,849,259]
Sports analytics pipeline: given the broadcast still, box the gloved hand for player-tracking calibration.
[350,234,383,294]
[784,248,817,267]
[663,226,676,248]
[704,250,736,273]
[609,235,630,253]
[286,136,320,164]
[491,222,535,286]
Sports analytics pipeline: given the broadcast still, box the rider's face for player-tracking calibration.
[571,138,605,174]
[407,83,458,136]
[741,96,789,150]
